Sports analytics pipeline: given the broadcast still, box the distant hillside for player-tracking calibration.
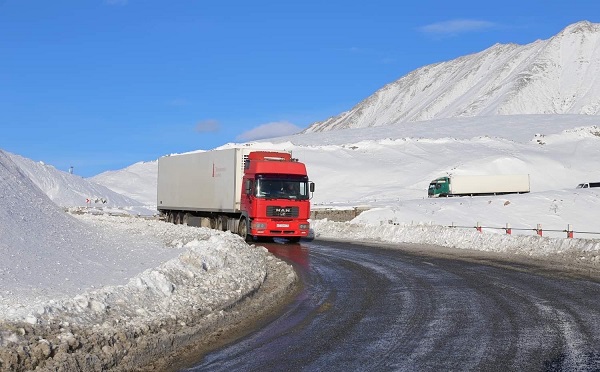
[90,161,158,206]
[304,21,600,132]
[6,151,142,208]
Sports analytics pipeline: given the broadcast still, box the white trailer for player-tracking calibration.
[428,174,530,197]
[157,148,279,213]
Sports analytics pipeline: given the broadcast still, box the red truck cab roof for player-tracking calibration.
[245,151,307,176]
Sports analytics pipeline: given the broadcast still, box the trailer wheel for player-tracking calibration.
[218,216,228,231]
[215,216,224,231]
[167,212,174,224]
[238,218,248,240]
[183,213,190,225]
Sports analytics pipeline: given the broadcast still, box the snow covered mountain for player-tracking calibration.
[304,21,600,133]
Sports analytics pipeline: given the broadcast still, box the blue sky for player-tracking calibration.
[1,0,598,177]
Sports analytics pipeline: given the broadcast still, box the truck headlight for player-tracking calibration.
[252,222,267,229]
[299,223,310,230]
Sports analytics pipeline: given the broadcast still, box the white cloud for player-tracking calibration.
[195,119,220,133]
[419,19,495,36]
[236,121,303,141]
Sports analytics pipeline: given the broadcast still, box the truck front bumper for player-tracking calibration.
[250,219,310,237]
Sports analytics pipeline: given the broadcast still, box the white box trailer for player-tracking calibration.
[428,174,530,197]
[157,148,281,213]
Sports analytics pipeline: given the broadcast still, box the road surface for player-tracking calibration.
[184,239,600,371]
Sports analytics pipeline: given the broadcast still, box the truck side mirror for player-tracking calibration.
[244,180,252,195]
[310,182,315,193]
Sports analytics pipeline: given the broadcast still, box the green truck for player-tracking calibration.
[428,174,530,198]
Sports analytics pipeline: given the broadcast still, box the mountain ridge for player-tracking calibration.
[304,21,600,133]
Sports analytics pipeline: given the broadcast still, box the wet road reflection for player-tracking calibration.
[263,241,310,269]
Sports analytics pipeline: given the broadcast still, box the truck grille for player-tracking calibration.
[266,206,299,217]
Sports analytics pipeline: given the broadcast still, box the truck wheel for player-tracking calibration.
[238,218,248,240]
[216,216,224,231]
[209,217,217,229]
[219,216,228,231]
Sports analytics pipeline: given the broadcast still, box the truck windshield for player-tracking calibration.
[428,182,442,192]
[256,179,309,200]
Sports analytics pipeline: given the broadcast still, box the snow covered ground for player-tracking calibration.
[1,114,600,370]
[289,114,600,268]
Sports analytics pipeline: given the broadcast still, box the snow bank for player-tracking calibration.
[0,215,297,371]
[0,151,180,313]
[6,216,269,326]
[312,219,600,265]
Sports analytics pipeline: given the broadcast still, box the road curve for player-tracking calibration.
[184,239,600,371]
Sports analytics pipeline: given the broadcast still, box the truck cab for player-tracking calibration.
[428,177,450,197]
[240,151,314,241]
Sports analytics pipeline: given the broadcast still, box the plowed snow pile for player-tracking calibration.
[0,150,297,371]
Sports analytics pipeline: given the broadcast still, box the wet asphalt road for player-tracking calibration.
[184,239,600,371]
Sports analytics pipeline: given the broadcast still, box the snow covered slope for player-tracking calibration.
[7,151,142,208]
[90,160,158,206]
[139,115,599,208]
[86,114,600,238]
[304,21,600,132]
[0,150,179,307]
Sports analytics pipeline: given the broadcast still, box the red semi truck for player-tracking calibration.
[157,148,314,242]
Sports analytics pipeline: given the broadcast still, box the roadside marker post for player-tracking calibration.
[567,224,574,239]
[536,224,543,237]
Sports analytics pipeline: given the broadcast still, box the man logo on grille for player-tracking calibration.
[275,207,292,215]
